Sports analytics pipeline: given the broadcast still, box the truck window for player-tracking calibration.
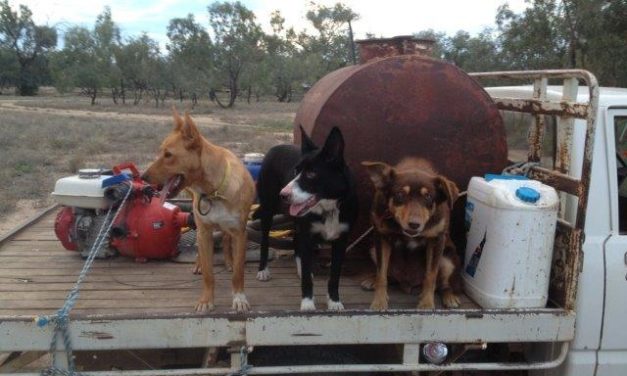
[615,116,627,233]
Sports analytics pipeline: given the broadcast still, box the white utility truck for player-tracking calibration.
[1,69,626,375]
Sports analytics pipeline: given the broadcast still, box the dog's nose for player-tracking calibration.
[408,222,421,230]
[141,173,150,182]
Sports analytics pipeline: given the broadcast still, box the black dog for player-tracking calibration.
[253,126,358,311]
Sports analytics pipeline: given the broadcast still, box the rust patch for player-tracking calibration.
[494,99,588,119]
[295,54,508,243]
[355,36,435,63]
[80,331,114,340]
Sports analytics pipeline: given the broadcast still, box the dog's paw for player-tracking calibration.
[442,291,461,308]
[360,277,376,291]
[256,267,271,281]
[191,263,202,275]
[195,301,215,312]
[370,296,389,311]
[417,294,436,310]
[300,297,316,311]
[327,296,344,311]
[232,293,250,312]
[370,300,388,311]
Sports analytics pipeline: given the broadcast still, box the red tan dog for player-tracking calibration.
[143,110,255,312]
[363,158,461,310]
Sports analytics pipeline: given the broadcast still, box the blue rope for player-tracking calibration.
[226,346,253,376]
[38,182,132,375]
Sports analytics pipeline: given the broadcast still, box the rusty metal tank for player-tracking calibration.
[294,36,508,242]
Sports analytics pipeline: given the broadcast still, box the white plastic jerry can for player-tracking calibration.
[463,175,560,309]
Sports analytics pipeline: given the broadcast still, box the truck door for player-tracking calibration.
[599,109,627,374]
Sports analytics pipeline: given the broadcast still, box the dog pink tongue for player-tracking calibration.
[289,202,309,217]
[160,176,179,198]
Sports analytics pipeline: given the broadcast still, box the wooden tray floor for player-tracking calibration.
[0,210,478,316]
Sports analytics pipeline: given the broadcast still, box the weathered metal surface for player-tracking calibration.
[355,35,435,63]
[527,78,548,162]
[494,98,589,118]
[245,310,574,346]
[474,69,599,313]
[549,222,584,310]
[528,166,582,196]
[295,53,508,241]
[0,309,575,352]
[13,343,570,375]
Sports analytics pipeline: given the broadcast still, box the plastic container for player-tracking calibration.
[243,153,264,181]
[463,175,559,308]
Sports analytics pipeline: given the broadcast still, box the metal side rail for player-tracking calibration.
[470,69,599,312]
[8,343,570,375]
[2,309,574,373]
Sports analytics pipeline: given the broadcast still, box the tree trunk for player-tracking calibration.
[120,79,126,104]
[112,88,118,104]
[286,86,293,103]
[90,89,97,105]
[17,62,37,96]
[246,86,252,104]
[348,20,357,65]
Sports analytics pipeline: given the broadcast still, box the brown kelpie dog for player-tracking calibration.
[362,158,461,310]
[143,110,255,312]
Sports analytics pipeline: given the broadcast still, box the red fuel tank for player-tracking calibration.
[294,36,508,243]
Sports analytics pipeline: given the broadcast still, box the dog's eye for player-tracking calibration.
[305,171,316,179]
[394,191,406,202]
[164,151,172,158]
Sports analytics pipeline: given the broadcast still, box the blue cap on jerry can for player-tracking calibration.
[515,187,540,203]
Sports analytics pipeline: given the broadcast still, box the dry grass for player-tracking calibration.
[0,97,294,220]
[14,96,298,129]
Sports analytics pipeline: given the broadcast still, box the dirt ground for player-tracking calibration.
[0,95,298,237]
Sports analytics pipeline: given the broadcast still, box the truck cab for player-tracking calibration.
[486,85,627,376]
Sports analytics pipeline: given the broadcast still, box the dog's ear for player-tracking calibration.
[172,107,184,131]
[181,112,201,149]
[320,127,344,164]
[434,176,459,210]
[362,161,394,190]
[299,125,317,153]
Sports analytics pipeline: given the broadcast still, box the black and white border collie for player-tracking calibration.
[253,126,358,311]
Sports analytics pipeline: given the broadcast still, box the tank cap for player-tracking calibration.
[516,187,540,203]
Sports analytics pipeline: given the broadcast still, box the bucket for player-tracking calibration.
[463,175,559,308]
[243,153,264,182]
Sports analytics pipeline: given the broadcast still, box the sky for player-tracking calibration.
[10,0,529,49]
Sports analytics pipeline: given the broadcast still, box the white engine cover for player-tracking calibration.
[51,170,110,209]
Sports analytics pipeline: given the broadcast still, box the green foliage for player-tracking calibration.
[115,33,163,105]
[50,7,120,104]
[208,1,263,108]
[0,0,56,95]
[166,14,213,101]
[6,0,627,106]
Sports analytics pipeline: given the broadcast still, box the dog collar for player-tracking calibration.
[197,160,231,215]
[211,159,231,200]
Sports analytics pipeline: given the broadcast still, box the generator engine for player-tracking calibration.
[52,163,193,262]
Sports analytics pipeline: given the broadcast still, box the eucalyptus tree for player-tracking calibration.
[0,0,56,95]
[208,1,263,108]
